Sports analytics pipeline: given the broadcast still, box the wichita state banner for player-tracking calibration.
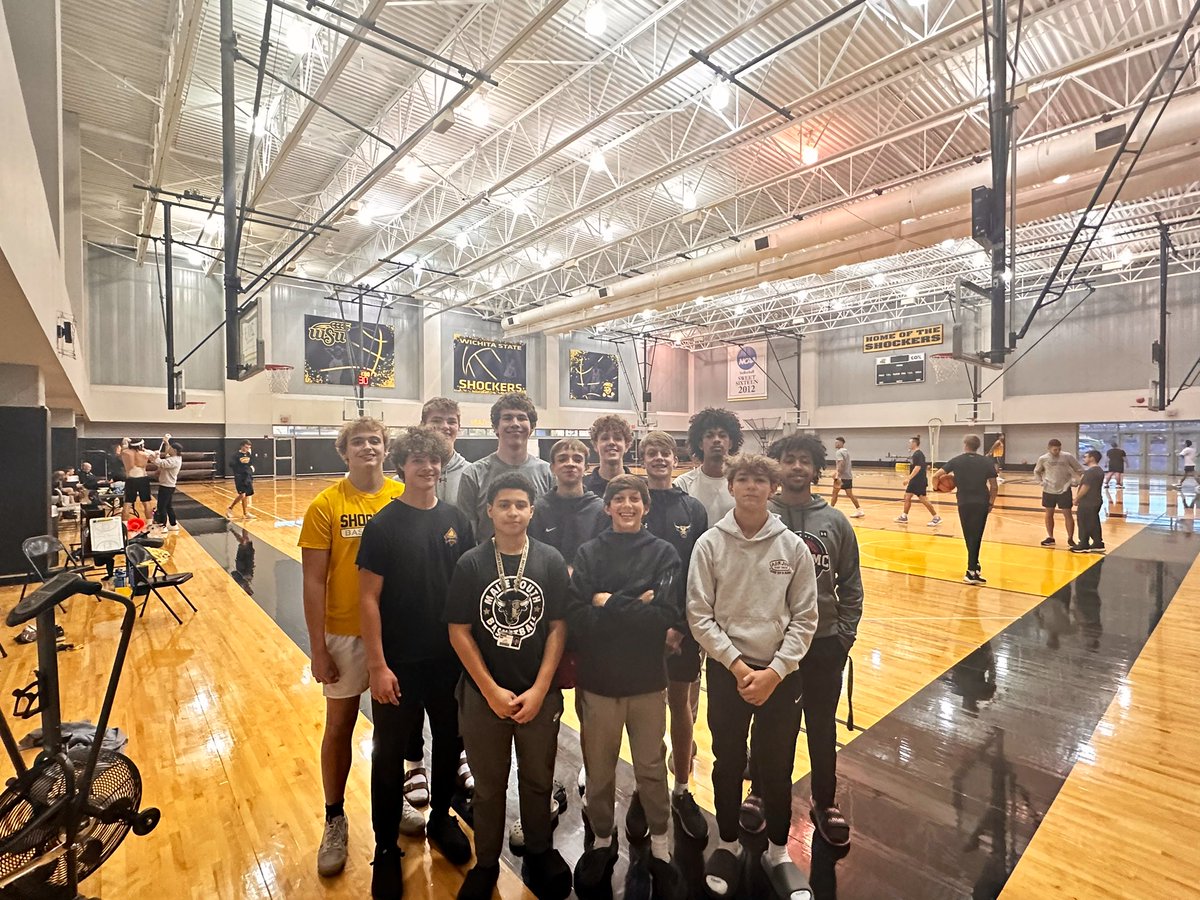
[304,315,395,387]
[453,334,527,394]
[727,341,769,401]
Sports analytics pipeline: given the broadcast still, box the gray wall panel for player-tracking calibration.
[693,338,800,414]
[87,248,224,390]
[269,283,421,400]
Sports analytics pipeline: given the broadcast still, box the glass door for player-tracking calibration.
[1145,432,1171,476]
[1119,432,1142,474]
[274,437,294,478]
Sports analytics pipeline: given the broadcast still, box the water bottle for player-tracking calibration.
[113,567,126,589]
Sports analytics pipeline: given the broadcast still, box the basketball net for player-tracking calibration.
[928,417,943,465]
[929,353,959,383]
[266,365,293,394]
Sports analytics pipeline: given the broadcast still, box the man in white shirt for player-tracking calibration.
[674,407,743,524]
[829,436,865,517]
[1178,440,1197,490]
[151,436,184,531]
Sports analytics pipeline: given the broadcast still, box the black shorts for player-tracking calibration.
[906,478,927,497]
[234,476,255,497]
[124,476,152,502]
[837,478,853,491]
[1042,489,1073,509]
[1187,466,1196,474]
[1108,466,1124,474]
[666,632,702,684]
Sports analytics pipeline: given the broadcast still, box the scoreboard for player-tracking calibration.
[875,353,925,385]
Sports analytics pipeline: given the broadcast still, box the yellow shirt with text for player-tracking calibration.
[298,478,405,636]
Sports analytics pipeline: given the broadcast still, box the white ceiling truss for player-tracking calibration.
[63,0,1200,349]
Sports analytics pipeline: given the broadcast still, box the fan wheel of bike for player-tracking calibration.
[0,750,143,897]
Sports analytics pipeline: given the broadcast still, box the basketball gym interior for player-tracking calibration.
[2,0,1200,897]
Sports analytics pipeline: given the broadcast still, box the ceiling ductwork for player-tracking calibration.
[504,90,1200,337]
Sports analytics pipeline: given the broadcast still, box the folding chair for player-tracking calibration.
[124,543,196,625]
[20,535,86,601]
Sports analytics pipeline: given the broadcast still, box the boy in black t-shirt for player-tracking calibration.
[226,440,256,519]
[569,475,683,899]
[933,435,998,584]
[895,435,941,527]
[1104,441,1127,487]
[1072,450,1106,554]
[358,427,475,898]
[446,472,572,900]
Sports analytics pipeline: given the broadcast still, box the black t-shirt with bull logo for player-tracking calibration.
[445,538,569,695]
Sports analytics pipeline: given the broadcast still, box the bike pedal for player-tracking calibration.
[11,680,41,719]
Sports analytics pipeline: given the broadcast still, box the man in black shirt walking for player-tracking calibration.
[1104,441,1127,487]
[226,440,256,519]
[895,436,941,527]
[357,427,475,898]
[932,435,998,584]
[446,472,572,900]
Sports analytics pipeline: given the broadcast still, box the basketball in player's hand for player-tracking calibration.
[934,472,957,493]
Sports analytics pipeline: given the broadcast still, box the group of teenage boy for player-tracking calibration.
[298,391,865,900]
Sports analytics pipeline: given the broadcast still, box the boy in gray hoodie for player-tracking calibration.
[766,434,863,847]
[688,455,819,899]
[421,397,470,507]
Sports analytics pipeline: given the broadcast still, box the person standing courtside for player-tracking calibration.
[1072,450,1107,554]
[568,475,684,900]
[1104,440,1127,488]
[226,440,256,520]
[688,455,818,899]
[1177,440,1198,490]
[989,433,1006,484]
[447,473,573,900]
[764,435,862,847]
[639,430,709,841]
[151,437,183,532]
[829,436,865,517]
[119,438,153,521]
[457,392,553,541]
[675,407,743,525]
[421,398,470,505]
[895,436,942,527]
[583,414,633,497]
[1034,439,1083,548]
[299,418,406,880]
[357,427,475,898]
[932,435,998,584]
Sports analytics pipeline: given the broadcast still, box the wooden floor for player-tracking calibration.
[3,468,1198,898]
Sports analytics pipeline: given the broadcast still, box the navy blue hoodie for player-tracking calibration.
[528,491,608,566]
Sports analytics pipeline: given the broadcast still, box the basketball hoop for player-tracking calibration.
[929,353,959,383]
[928,417,943,465]
[184,400,207,419]
[265,364,293,394]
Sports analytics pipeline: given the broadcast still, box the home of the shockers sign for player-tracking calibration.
[861,324,944,353]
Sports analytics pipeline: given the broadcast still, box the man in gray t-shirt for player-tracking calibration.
[456,392,554,540]
[829,437,864,517]
[1033,439,1083,547]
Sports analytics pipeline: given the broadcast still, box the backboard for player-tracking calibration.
[235,299,265,381]
[343,397,385,421]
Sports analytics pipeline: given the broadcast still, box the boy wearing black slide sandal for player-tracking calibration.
[688,455,818,899]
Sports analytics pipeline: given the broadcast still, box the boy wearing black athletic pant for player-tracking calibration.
[765,435,863,847]
[640,430,709,842]
[1072,450,1106,554]
[932,435,999,584]
[358,428,475,898]
[447,473,572,900]
[688,455,818,900]
[528,438,609,566]
[569,475,684,899]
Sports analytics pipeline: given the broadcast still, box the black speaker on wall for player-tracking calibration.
[0,407,51,579]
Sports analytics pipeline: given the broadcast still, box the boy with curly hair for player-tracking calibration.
[583,414,634,496]
[675,407,743,525]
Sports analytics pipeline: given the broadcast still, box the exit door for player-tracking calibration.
[274,437,294,478]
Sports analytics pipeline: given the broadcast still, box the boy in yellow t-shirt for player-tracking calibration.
[299,417,404,879]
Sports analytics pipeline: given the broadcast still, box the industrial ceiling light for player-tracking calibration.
[708,79,731,112]
[466,95,490,128]
[1117,247,1134,267]
[510,193,529,216]
[491,272,504,289]
[252,110,270,137]
[939,238,956,251]
[183,247,202,266]
[455,231,470,250]
[584,1,608,36]
[733,303,746,315]
[601,221,616,242]
[1052,174,1070,185]
[354,202,375,226]
[870,273,887,287]
[403,160,422,184]
[589,150,607,173]
[681,189,698,210]
[800,143,819,166]
[693,294,707,306]
[284,19,313,55]
[671,331,684,347]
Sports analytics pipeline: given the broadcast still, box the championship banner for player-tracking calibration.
[568,348,619,402]
[727,341,768,401]
[303,315,396,387]
[453,334,527,394]
[862,324,943,353]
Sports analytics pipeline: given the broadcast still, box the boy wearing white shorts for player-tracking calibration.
[300,418,406,879]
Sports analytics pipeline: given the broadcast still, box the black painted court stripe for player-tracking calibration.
[787,525,1200,899]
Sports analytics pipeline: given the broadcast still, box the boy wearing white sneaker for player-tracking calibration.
[688,455,818,900]
[895,436,941,527]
